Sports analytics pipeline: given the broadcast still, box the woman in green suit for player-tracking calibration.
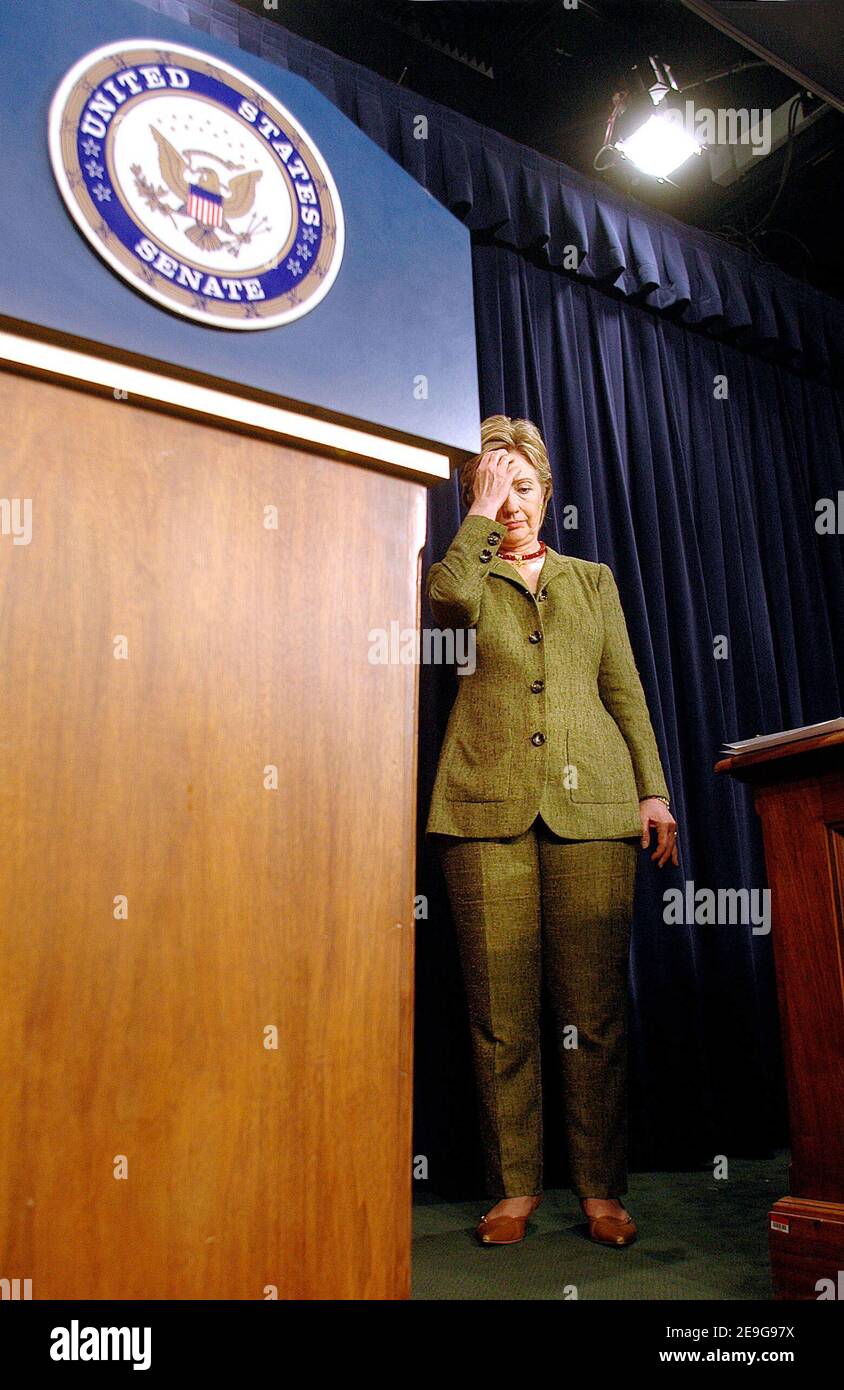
[426,415,677,1247]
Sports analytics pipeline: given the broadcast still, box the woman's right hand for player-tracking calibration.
[467,449,520,521]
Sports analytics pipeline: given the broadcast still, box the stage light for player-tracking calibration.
[595,55,704,182]
[615,112,704,178]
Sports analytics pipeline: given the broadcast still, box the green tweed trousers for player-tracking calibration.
[436,813,639,1200]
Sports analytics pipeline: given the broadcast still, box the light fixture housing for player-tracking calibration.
[597,55,705,181]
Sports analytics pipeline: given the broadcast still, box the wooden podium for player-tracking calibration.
[0,350,439,1301]
[0,0,482,1300]
[715,729,844,1300]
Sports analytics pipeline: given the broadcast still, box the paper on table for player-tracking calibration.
[719,716,844,755]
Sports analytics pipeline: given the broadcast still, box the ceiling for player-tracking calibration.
[681,1,844,115]
[235,0,844,301]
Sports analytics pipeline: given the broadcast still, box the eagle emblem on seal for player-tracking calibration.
[137,127,264,252]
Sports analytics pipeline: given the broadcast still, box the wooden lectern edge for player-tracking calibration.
[0,319,463,487]
[714,730,844,781]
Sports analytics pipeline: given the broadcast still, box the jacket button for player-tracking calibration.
[479,549,492,562]
[528,629,543,643]
[487,532,501,546]
[531,732,546,746]
[531,679,544,693]
[537,588,548,601]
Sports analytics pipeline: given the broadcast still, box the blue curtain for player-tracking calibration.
[139,0,844,1192]
[420,241,843,1190]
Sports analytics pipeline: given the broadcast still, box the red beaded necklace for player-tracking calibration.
[499,541,547,565]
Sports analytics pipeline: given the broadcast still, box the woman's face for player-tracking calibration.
[495,451,545,549]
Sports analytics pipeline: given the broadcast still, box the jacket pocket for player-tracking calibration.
[565,719,636,804]
[443,731,513,803]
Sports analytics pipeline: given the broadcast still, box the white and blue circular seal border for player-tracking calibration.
[48,39,345,329]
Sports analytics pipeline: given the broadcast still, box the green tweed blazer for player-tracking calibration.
[425,511,670,840]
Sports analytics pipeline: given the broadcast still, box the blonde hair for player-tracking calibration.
[459,415,553,526]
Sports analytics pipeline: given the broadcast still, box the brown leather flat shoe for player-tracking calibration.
[475,1195,542,1245]
[587,1210,637,1246]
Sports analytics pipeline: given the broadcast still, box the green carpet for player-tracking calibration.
[412,1153,788,1300]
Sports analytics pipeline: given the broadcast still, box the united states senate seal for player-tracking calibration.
[48,40,345,328]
